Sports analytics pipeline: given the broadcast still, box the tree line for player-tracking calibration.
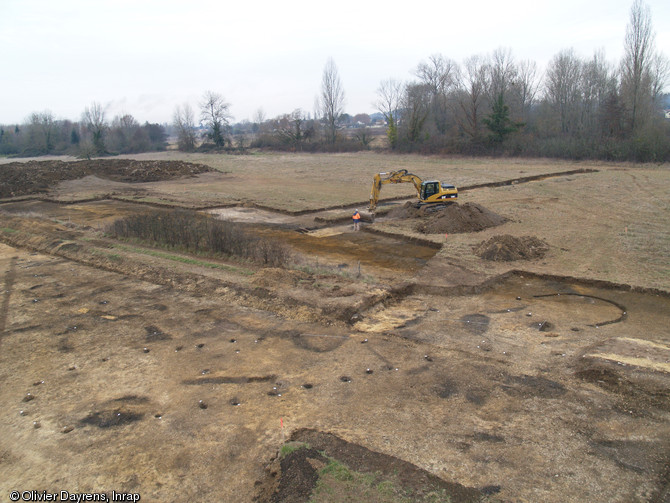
[370,0,669,161]
[0,103,168,158]
[1,0,668,161]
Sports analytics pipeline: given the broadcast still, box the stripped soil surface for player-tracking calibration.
[0,155,669,503]
[0,159,212,198]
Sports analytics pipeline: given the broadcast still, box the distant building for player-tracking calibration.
[665,109,670,119]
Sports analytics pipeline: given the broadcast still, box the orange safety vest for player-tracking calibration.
[353,212,361,220]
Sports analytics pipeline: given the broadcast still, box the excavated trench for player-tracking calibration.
[1,197,662,331]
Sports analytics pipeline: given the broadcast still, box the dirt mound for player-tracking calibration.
[474,235,548,261]
[0,159,213,198]
[388,201,507,234]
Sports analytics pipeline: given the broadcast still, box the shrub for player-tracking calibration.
[107,210,291,267]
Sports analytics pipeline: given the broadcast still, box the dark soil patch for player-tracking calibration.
[435,380,460,399]
[590,439,669,474]
[182,375,277,385]
[144,325,171,342]
[575,360,670,412]
[275,448,327,502]
[280,429,485,502]
[80,409,144,428]
[387,202,507,234]
[0,159,213,198]
[460,314,490,335]
[500,374,567,399]
[472,432,505,443]
[474,235,549,261]
[254,447,328,503]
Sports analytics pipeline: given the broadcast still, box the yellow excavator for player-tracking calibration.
[369,169,458,211]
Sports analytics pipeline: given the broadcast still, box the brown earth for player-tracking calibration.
[473,235,549,261]
[0,155,669,503]
[255,430,485,502]
[387,201,507,234]
[0,159,213,198]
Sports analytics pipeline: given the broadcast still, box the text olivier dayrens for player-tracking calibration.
[9,491,140,502]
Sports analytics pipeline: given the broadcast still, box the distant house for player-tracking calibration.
[665,109,670,119]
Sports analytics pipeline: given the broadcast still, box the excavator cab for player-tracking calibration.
[420,181,440,200]
[420,180,457,204]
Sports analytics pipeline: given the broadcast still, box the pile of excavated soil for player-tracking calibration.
[387,201,507,234]
[474,235,549,261]
[0,159,213,198]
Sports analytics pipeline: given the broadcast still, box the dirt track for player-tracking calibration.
[1,156,669,502]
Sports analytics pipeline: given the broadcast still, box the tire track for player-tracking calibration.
[0,256,17,340]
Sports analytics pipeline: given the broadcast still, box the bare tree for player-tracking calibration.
[515,60,541,122]
[319,58,345,144]
[580,51,617,136]
[455,55,490,140]
[109,114,140,153]
[82,102,107,154]
[253,108,266,135]
[415,54,457,134]
[487,48,517,101]
[173,103,197,151]
[649,52,670,105]
[274,109,310,149]
[620,0,655,133]
[27,110,56,153]
[374,78,403,149]
[401,83,431,146]
[200,91,232,147]
[545,49,583,134]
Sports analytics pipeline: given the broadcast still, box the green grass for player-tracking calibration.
[112,195,185,206]
[90,249,123,263]
[280,442,310,458]
[275,440,454,503]
[309,457,452,503]
[1,227,18,234]
[110,243,255,275]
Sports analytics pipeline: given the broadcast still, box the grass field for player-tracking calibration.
[31,151,606,210]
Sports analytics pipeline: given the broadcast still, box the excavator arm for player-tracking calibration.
[369,169,423,211]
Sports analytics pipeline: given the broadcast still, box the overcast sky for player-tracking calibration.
[1,0,668,125]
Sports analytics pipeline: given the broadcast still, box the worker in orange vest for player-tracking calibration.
[352,209,361,231]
